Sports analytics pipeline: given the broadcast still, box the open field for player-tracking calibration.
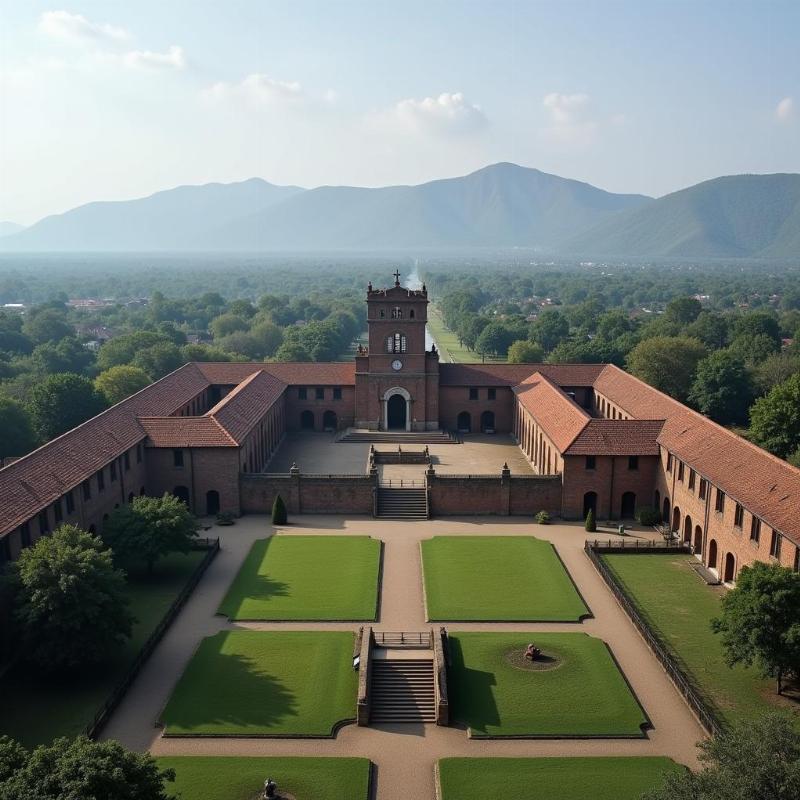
[160,630,357,736]
[0,550,207,746]
[158,756,371,800]
[426,305,506,363]
[438,756,681,799]
[447,632,648,737]
[421,536,588,621]
[603,553,800,725]
[218,535,381,621]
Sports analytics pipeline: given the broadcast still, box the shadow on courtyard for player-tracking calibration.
[445,636,500,733]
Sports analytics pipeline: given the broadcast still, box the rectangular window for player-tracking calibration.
[38,511,49,536]
[298,387,307,400]
[628,455,639,471]
[770,531,782,559]
[173,449,184,467]
[333,387,342,400]
[688,470,696,491]
[750,516,761,542]
[469,387,478,400]
[585,455,596,470]
[53,499,63,523]
[699,479,707,500]
[666,453,673,472]
[734,504,744,528]
[82,479,91,501]
[65,491,75,515]
[110,461,117,482]
[488,387,496,401]
[715,488,725,513]
[97,468,105,491]
[315,387,324,400]
[677,462,684,481]
[124,452,130,471]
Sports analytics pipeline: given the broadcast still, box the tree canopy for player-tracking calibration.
[626,336,707,401]
[749,373,800,459]
[688,349,753,425]
[25,373,107,441]
[94,365,152,405]
[0,396,37,460]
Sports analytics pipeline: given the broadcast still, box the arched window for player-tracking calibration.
[386,333,407,353]
[391,307,403,319]
[379,309,385,318]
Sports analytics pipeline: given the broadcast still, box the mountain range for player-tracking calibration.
[3,163,799,259]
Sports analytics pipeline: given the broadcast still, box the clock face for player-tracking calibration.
[391,359,403,371]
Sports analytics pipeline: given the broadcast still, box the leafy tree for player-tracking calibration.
[0,735,175,800]
[685,311,730,349]
[507,340,545,363]
[626,336,707,401]
[274,340,311,362]
[688,350,753,425]
[102,494,198,573]
[272,494,288,525]
[30,337,94,375]
[461,315,490,350]
[216,331,262,359]
[711,562,800,694]
[96,331,169,371]
[0,396,37,459]
[753,350,800,395]
[732,311,782,349]
[584,509,596,532]
[25,373,106,440]
[95,365,151,405]
[750,373,800,458]
[21,308,72,345]
[643,713,800,800]
[7,525,133,672]
[475,322,516,359]
[131,342,184,379]
[664,296,702,327]
[530,309,570,353]
[180,343,234,363]
[728,332,780,366]
[210,313,249,339]
[250,320,284,358]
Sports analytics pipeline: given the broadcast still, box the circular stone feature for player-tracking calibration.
[248,793,296,800]
[503,647,564,672]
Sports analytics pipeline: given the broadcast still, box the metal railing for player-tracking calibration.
[84,538,220,739]
[378,479,426,488]
[373,630,433,648]
[587,538,691,552]
[584,541,723,737]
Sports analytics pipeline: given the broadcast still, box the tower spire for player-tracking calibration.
[393,269,401,286]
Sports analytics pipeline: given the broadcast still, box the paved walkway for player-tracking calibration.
[102,515,705,800]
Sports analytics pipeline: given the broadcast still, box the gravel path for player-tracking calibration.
[101,515,705,799]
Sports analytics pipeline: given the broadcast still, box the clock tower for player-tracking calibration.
[354,272,440,431]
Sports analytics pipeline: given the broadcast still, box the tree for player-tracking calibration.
[728,332,780,366]
[530,309,570,353]
[750,373,800,459]
[711,562,800,694]
[274,340,311,362]
[0,396,37,460]
[626,336,707,401]
[102,494,198,573]
[25,373,107,440]
[664,296,702,327]
[584,509,596,532]
[30,337,94,375]
[732,311,782,349]
[272,494,288,525]
[250,320,284,358]
[685,311,730,349]
[96,331,167,371]
[7,526,133,672]
[210,313,249,339]
[688,350,753,425]
[95,365,151,405]
[475,323,516,359]
[21,308,72,345]
[507,340,545,363]
[0,735,175,800]
[643,714,800,800]
[132,342,184,379]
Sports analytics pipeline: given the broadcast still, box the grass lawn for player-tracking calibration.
[603,553,800,726]
[218,536,381,621]
[0,550,207,747]
[160,630,357,736]
[421,536,588,621]
[427,306,506,364]
[448,632,648,737]
[158,756,371,800]
[439,757,682,799]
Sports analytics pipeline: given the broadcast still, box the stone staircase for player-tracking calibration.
[376,487,428,519]
[338,429,458,444]
[369,659,436,724]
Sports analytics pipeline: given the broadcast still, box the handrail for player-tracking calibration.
[378,479,426,488]
[373,630,433,648]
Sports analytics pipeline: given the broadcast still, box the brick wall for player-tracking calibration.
[240,473,375,515]
[427,473,561,516]
[285,385,355,432]
[438,386,515,433]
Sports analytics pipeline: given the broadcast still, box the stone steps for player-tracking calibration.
[338,429,458,444]
[370,659,436,723]
[377,488,428,519]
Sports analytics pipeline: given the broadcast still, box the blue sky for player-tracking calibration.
[0,0,797,224]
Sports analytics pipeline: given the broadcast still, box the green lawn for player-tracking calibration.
[158,756,371,800]
[439,757,682,799]
[421,536,589,621]
[0,550,207,747]
[218,536,380,621]
[160,630,357,736]
[427,306,506,364]
[603,553,800,726]
[447,632,648,737]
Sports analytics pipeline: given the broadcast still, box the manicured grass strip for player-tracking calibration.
[0,550,207,747]
[161,630,357,736]
[218,536,381,621]
[448,632,648,737]
[421,536,588,621]
[602,553,797,726]
[158,756,371,800]
[439,757,682,799]
[427,306,506,363]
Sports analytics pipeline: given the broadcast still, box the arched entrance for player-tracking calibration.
[708,539,718,570]
[662,497,670,523]
[621,492,636,519]
[300,410,314,430]
[457,411,472,433]
[694,525,703,553]
[480,410,495,433]
[583,491,598,518]
[683,515,693,543]
[383,387,411,431]
[723,552,736,583]
[654,490,661,512]
[671,506,681,532]
[173,485,190,505]
[206,490,220,516]
[322,410,337,432]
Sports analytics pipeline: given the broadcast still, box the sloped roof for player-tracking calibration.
[195,361,355,386]
[439,363,606,387]
[565,419,665,455]
[207,370,286,443]
[138,416,236,447]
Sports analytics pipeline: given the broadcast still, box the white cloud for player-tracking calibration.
[542,92,598,146]
[776,96,794,121]
[39,10,128,44]
[543,92,590,125]
[205,73,306,106]
[389,92,488,135]
[125,46,186,71]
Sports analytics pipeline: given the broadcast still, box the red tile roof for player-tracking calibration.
[565,419,665,456]
[196,361,355,385]
[439,363,606,387]
[207,370,286,443]
[138,416,236,447]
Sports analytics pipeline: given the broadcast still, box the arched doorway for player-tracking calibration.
[671,506,681,532]
[683,515,693,543]
[480,410,495,433]
[654,489,661,512]
[322,410,337,432]
[383,387,411,431]
[300,410,314,430]
[457,411,472,433]
[694,525,703,553]
[708,539,718,570]
[723,552,736,583]
[662,497,670,523]
[621,492,636,519]
[206,490,220,516]
[173,485,190,505]
[583,491,598,518]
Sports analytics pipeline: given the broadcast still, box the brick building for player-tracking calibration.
[2,275,800,584]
